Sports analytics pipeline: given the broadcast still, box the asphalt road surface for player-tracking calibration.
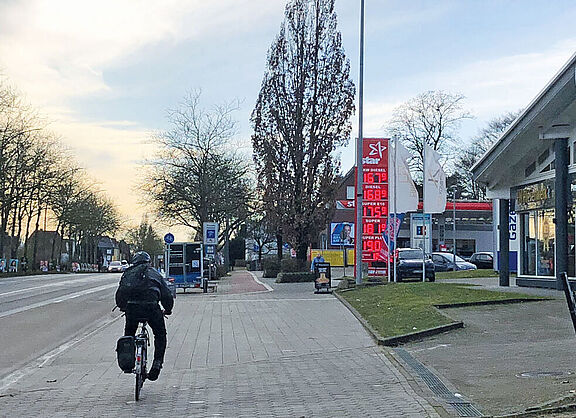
[0,272,122,385]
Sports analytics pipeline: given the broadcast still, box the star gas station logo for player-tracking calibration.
[363,141,386,165]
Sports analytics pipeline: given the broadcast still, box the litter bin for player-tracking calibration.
[314,262,332,293]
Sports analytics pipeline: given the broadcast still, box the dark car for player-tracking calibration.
[469,252,494,269]
[431,252,477,272]
[394,248,435,282]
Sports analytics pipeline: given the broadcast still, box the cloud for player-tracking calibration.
[339,39,576,171]
[49,117,155,219]
[0,0,282,108]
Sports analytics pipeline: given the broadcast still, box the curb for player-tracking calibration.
[333,291,464,346]
[434,298,546,309]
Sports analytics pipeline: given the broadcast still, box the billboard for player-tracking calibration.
[331,222,355,246]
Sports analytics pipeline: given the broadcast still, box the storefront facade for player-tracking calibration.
[473,52,576,288]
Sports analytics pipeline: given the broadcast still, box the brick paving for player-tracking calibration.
[0,270,443,417]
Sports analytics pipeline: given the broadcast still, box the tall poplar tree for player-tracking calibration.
[251,0,355,263]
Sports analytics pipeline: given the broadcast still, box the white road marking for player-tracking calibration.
[0,314,122,393]
[0,276,117,298]
[0,283,118,319]
[247,271,274,291]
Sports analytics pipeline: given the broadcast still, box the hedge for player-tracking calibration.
[275,272,316,283]
[262,259,280,278]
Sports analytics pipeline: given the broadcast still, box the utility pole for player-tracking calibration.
[354,0,365,285]
[452,186,457,271]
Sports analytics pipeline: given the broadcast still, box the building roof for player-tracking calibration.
[472,52,576,198]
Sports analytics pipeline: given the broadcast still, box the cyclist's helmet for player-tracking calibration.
[131,251,151,265]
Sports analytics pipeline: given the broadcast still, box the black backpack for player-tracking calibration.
[115,264,155,310]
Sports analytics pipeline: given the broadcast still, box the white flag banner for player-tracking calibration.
[423,143,447,214]
[389,140,419,213]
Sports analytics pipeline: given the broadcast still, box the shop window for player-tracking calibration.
[521,210,555,277]
[537,209,555,276]
[521,212,536,275]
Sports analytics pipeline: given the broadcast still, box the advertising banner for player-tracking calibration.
[330,222,354,246]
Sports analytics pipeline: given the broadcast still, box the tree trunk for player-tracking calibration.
[276,231,283,261]
[32,205,42,269]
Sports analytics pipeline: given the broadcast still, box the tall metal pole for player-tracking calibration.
[453,187,456,271]
[354,0,365,285]
[422,142,427,282]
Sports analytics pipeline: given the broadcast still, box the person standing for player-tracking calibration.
[310,253,325,272]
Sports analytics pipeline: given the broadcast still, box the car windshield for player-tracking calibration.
[398,249,424,260]
[440,253,466,263]
[110,261,121,266]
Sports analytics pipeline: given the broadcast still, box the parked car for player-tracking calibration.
[469,252,494,269]
[394,248,435,282]
[108,260,124,273]
[121,260,129,271]
[431,252,477,272]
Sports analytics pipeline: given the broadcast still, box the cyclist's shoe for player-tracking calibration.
[147,360,162,381]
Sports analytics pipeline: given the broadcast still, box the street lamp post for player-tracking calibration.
[354,0,365,285]
[451,186,457,271]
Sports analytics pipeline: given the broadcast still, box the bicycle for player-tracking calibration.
[134,320,150,401]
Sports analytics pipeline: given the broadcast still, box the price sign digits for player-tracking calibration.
[363,172,387,184]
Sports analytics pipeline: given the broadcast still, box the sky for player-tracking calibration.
[1,0,576,240]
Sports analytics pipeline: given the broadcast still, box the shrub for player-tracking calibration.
[234,259,247,268]
[262,258,280,278]
[280,258,307,272]
[275,272,316,283]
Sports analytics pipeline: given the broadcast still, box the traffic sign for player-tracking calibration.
[203,222,219,245]
[164,233,175,244]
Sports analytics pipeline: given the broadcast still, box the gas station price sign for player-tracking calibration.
[357,138,389,265]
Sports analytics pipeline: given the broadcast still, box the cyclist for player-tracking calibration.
[115,251,174,381]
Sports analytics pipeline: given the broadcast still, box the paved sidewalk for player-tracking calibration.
[0,270,443,417]
[401,276,576,416]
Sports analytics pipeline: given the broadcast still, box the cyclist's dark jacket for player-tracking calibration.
[115,264,174,312]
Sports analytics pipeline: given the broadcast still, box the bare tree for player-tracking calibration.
[142,91,253,244]
[387,90,472,180]
[453,110,522,199]
[125,216,163,257]
[251,0,355,264]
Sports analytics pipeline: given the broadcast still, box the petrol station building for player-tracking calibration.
[320,167,494,267]
[472,52,576,289]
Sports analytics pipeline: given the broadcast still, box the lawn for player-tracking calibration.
[338,282,544,338]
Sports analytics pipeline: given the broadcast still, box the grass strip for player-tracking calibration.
[339,282,544,338]
[436,269,502,279]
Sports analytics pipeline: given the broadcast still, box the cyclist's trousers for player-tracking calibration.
[124,302,167,364]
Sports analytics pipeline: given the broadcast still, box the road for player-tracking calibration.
[0,272,121,384]
[0,270,444,417]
